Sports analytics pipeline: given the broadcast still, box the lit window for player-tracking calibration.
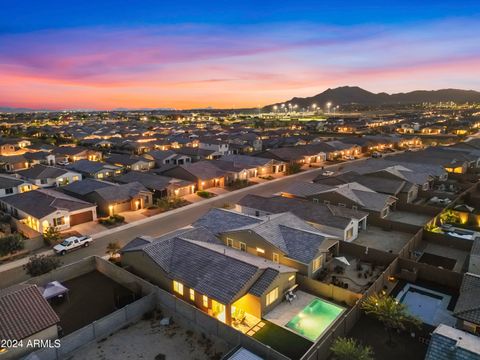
[266,287,279,306]
[189,288,195,301]
[288,275,295,282]
[239,242,246,252]
[272,253,279,263]
[73,176,79,181]
[173,280,184,295]
[256,247,265,254]
[226,238,233,247]
[312,256,323,272]
[202,295,208,307]
[53,217,65,227]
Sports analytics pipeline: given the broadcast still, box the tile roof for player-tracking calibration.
[0,284,59,341]
[93,181,150,202]
[17,164,70,180]
[192,208,263,234]
[0,188,95,218]
[454,273,480,325]
[61,178,112,195]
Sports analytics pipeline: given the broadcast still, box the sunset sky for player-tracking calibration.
[1,1,480,110]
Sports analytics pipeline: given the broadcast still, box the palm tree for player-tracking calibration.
[106,241,121,260]
[361,293,421,345]
[330,337,374,360]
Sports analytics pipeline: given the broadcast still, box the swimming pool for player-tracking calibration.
[395,284,455,326]
[285,298,345,341]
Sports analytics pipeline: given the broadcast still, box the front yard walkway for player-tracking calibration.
[207,187,230,195]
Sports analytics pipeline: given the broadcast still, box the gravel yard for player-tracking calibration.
[71,312,228,360]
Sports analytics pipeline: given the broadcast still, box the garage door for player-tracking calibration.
[70,211,93,226]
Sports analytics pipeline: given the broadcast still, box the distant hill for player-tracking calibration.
[264,86,480,110]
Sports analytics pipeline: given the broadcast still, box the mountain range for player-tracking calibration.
[264,86,480,110]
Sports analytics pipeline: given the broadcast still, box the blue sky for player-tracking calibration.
[1,1,479,109]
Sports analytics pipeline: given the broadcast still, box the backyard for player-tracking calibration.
[70,313,228,360]
[345,315,429,360]
[51,271,139,335]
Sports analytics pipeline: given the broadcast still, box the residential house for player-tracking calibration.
[17,164,82,187]
[425,324,480,360]
[175,147,219,161]
[0,155,29,172]
[314,171,419,204]
[0,284,60,359]
[0,138,31,156]
[24,151,56,166]
[62,179,152,216]
[52,146,102,163]
[257,145,326,165]
[193,208,340,278]
[236,194,368,242]
[115,171,194,199]
[161,161,227,190]
[198,138,230,157]
[0,175,35,197]
[0,188,97,232]
[220,154,286,176]
[105,153,155,172]
[454,272,480,334]
[282,181,397,219]
[121,229,297,326]
[144,150,192,167]
[66,159,122,179]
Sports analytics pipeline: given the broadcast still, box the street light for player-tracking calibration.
[326,102,332,113]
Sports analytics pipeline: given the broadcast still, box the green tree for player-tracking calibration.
[106,241,121,259]
[43,226,61,245]
[286,162,302,175]
[24,254,62,277]
[330,337,374,360]
[361,294,421,345]
[0,234,24,257]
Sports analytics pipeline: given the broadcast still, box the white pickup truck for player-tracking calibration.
[53,236,93,255]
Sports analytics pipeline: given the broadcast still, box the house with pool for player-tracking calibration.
[120,229,298,331]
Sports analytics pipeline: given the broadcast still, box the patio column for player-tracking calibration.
[225,304,232,325]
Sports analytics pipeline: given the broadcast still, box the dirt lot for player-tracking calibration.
[70,314,228,360]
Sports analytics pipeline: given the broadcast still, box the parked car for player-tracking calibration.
[371,152,382,158]
[53,236,93,255]
[57,160,69,166]
[322,170,335,176]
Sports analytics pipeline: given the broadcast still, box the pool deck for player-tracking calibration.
[264,290,318,328]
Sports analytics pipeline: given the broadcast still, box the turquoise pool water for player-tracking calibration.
[285,298,344,341]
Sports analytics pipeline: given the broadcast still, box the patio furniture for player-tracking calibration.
[40,281,69,302]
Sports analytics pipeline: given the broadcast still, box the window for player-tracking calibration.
[313,198,319,204]
[97,173,104,179]
[73,176,80,181]
[256,247,265,254]
[226,238,233,247]
[338,203,346,207]
[173,280,184,295]
[5,188,13,194]
[255,210,260,217]
[266,287,279,306]
[189,288,195,301]
[288,274,295,282]
[202,295,209,307]
[239,242,246,252]
[323,200,330,205]
[40,179,48,184]
[312,255,323,272]
[352,205,357,210]
[272,252,279,263]
[53,217,65,227]
[346,227,354,240]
